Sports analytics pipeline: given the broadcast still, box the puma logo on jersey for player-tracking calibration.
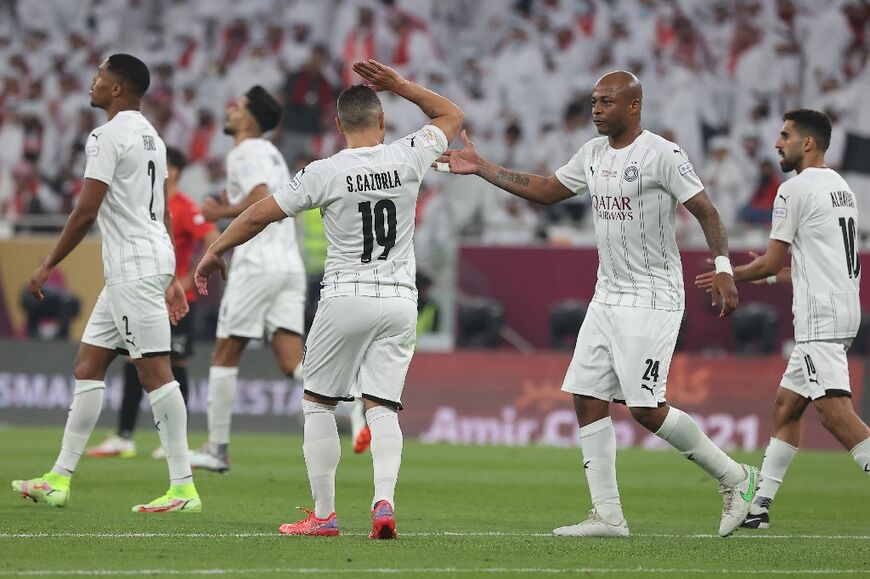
[778,194,787,204]
[92,132,101,140]
[641,384,655,395]
[409,136,416,147]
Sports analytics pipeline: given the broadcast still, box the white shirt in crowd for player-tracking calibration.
[555,130,705,311]
[770,167,861,342]
[272,124,449,301]
[225,138,304,277]
[83,110,175,285]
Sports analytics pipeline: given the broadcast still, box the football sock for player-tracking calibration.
[207,366,239,449]
[172,365,190,406]
[656,407,745,486]
[302,399,340,519]
[366,405,403,509]
[850,437,870,476]
[754,437,797,511]
[52,379,106,477]
[149,381,193,486]
[118,361,143,439]
[579,417,623,524]
[350,399,367,438]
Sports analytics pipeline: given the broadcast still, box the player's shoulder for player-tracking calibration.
[392,124,449,151]
[570,136,606,162]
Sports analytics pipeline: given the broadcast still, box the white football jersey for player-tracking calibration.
[555,130,704,311]
[84,111,175,285]
[272,124,449,301]
[225,138,304,276]
[770,167,861,342]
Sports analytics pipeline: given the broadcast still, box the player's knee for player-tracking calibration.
[630,407,662,432]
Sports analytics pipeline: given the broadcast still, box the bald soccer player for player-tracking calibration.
[437,71,759,538]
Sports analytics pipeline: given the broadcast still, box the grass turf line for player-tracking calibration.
[1,426,868,578]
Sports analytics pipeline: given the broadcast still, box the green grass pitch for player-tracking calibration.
[1,425,868,578]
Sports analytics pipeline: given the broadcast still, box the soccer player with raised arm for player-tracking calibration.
[195,59,463,538]
[697,109,870,529]
[188,86,307,473]
[12,54,201,513]
[437,71,758,538]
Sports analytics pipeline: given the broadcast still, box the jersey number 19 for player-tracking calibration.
[358,200,397,263]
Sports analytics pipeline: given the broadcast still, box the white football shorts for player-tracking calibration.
[561,301,682,408]
[303,295,417,409]
[82,274,173,359]
[780,339,853,400]
[216,271,306,340]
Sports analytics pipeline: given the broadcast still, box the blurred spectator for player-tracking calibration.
[738,159,781,226]
[278,44,336,162]
[702,136,750,231]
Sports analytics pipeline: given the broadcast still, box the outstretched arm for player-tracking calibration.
[683,191,738,317]
[353,59,464,142]
[194,195,287,295]
[696,242,790,292]
[435,130,574,206]
[29,178,107,300]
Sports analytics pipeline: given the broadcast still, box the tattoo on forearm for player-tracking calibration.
[700,210,729,256]
[496,169,530,187]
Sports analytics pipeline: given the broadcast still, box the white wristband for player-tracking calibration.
[766,275,777,285]
[714,255,733,276]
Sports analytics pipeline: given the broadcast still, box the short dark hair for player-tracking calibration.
[106,53,150,98]
[166,146,186,171]
[783,109,831,152]
[245,85,282,133]
[337,85,382,131]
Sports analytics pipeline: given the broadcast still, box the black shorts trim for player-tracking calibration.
[362,393,403,411]
[613,398,667,408]
[818,389,852,399]
[304,389,354,403]
[116,348,171,359]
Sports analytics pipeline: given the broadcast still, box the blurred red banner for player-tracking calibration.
[402,352,866,450]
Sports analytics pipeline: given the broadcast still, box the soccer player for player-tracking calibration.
[194,59,463,538]
[188,86,307,473]
[437,71,758,538]
[696,109,870,529]
[11,54,200,513]
[87,146,218,459]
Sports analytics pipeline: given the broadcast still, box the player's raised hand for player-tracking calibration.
[711,272,738,318]
[433,130,480,175]
[194,251,227,296]
[165,278,189,325]
[352,59,406,93]
[28,262,52,301]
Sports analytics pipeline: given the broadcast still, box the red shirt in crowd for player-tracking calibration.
[169,191,216,302]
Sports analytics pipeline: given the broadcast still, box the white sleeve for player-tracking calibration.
[234,151,268,196]
[554,146,587,196]
[272,161,330,217]
[83,128,121,186]
[660,146,704,204]
[391,124,449,179]
[769,182,799,244]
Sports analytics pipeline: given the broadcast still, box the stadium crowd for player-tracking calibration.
[0,0,868,253]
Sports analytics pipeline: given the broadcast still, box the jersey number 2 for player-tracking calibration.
[838,217,860,279]
[147,160,157,221]
[358,200,397,263]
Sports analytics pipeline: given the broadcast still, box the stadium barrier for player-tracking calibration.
[1,339,866,450]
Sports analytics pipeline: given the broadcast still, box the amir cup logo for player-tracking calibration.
[623,165,639,182]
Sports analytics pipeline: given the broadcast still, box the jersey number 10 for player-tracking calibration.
[358,200,397,263]
[838,217,860,279]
